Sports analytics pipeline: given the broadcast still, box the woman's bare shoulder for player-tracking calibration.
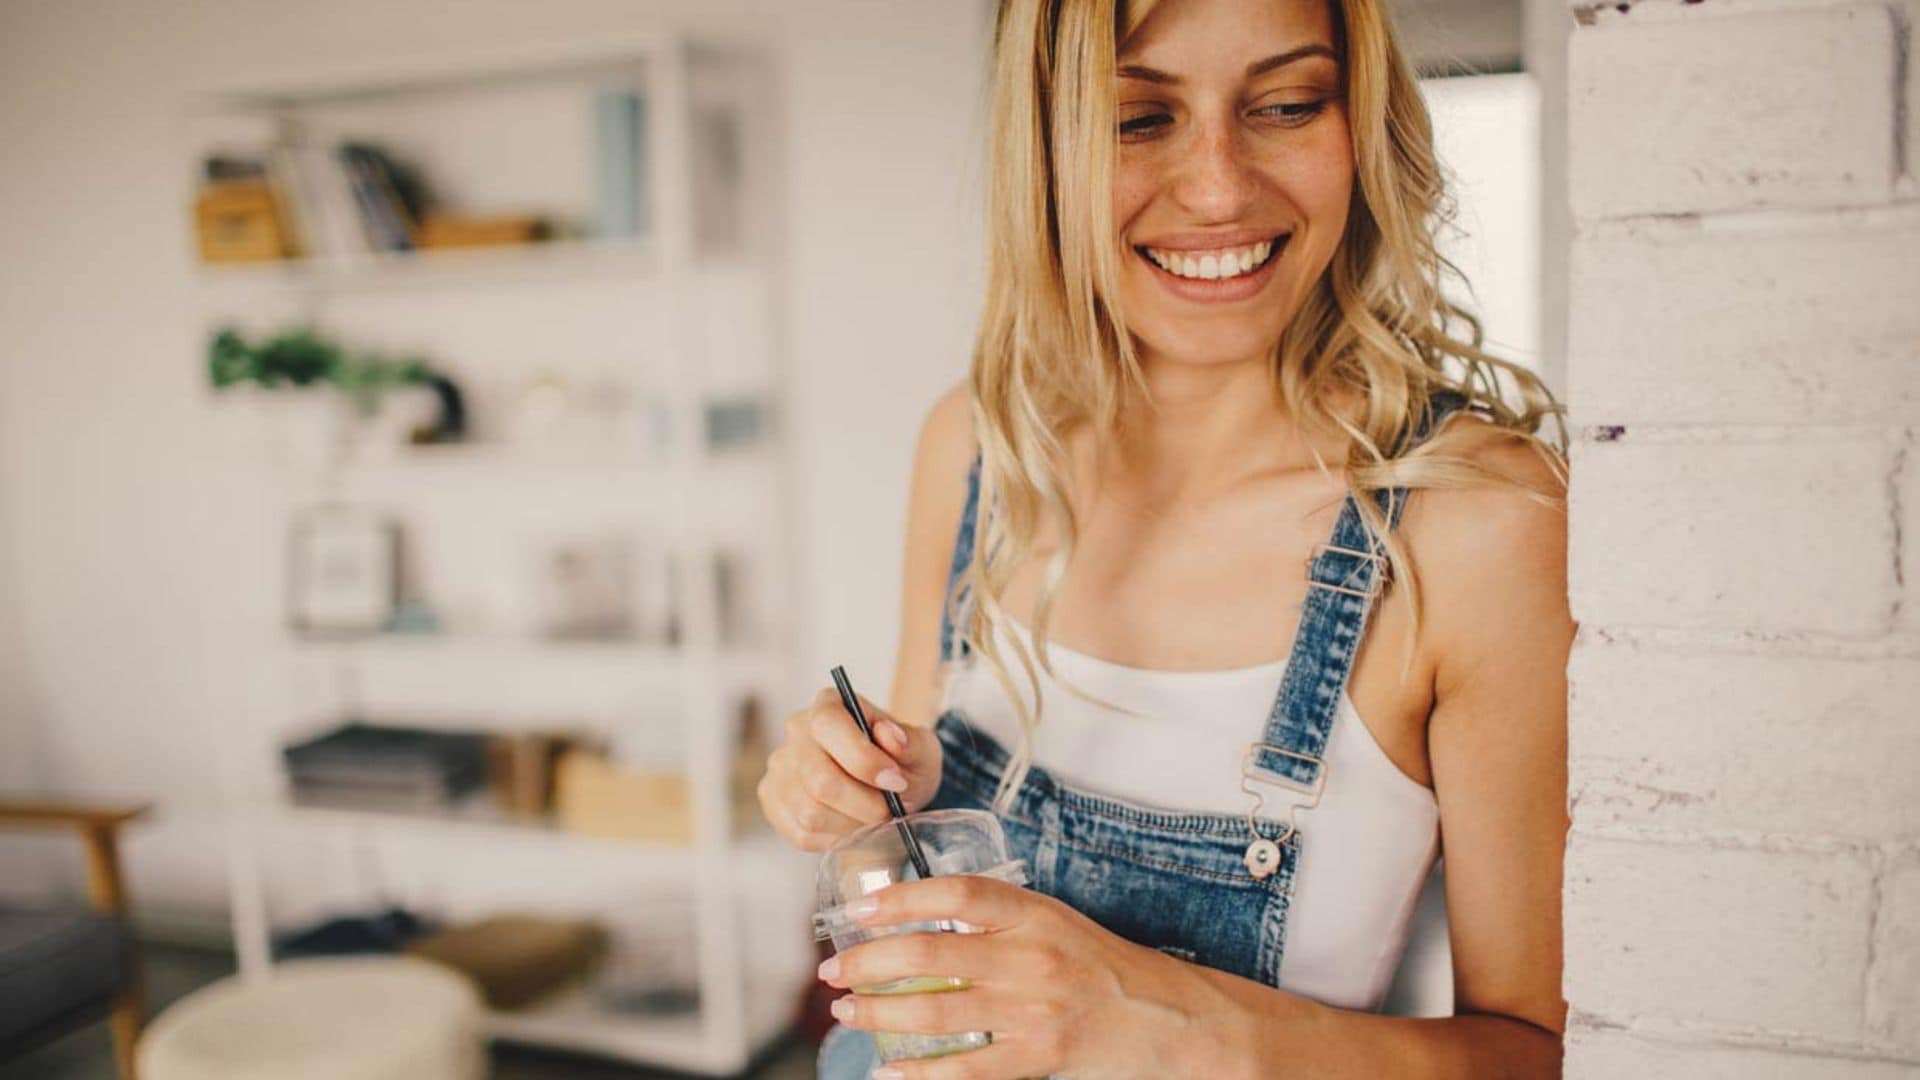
[914,381,977,485]
[1401,416,1570,649]
[889,381,977,724]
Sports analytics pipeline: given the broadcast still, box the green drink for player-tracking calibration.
[857,975,985,1061]
[811,809,1030,1065]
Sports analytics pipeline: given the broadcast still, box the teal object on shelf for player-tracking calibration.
[594,87,645,238]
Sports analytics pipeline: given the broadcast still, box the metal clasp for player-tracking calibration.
[1305,542,1389,600]
[1239,742,1326,850]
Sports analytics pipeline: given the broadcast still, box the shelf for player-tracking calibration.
[319,441,775,479]
[284,634,777,672]
[195,237,662,294]
[288,632,679,662]
[191,36,673,111]
[274,796,782,860]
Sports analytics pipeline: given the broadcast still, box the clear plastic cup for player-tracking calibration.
[811,808,1028,1064]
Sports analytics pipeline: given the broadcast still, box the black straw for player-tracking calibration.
[830,665,934,881]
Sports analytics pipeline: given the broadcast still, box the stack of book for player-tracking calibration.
[283,722,490,811]
[193,139,553,263]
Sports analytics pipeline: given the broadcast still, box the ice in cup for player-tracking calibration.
[811,808,1029,1063]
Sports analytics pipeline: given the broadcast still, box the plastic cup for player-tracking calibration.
[811,808,1028,1063]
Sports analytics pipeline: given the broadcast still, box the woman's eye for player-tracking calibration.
[1118,111,1173,140]
[1252,100,1330,126]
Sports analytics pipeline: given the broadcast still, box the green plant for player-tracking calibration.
[209,326,434,411]
[208,326,467,442]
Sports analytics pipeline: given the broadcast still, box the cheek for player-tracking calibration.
[1112,162,1157,243]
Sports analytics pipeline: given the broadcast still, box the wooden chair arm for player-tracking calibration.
[0,799,150,919]
[0,800,150,831]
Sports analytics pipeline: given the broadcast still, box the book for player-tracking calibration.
[593,87,645,238]
[335,143,420,252]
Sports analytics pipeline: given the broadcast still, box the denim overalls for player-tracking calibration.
[819,394,1466,1077]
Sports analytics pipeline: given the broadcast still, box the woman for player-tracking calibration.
[758,0,1571,1075]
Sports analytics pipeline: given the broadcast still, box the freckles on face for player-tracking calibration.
[1110,0,1356,369]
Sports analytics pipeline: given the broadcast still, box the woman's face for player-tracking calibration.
[1112,0,1354,371]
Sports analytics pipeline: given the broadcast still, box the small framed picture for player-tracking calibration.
[287,506,399,636]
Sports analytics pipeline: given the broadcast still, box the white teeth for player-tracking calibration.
[1143,237,1282,281]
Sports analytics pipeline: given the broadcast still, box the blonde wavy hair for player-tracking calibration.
[954,0,1568,815]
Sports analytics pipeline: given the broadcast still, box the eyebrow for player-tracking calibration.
[1117,44,1339,86]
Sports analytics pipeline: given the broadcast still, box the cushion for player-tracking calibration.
[0,903,124,1044]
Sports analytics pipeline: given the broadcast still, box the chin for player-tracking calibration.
[1131,323,1284,370]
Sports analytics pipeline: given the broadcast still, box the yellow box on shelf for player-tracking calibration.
[552,751,691,844]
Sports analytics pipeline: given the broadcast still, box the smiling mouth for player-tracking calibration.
[1134,234,1289,281]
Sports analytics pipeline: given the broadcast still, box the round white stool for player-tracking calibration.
[139,956,485,1080]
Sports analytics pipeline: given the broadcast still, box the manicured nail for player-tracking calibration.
[871,1067,904,1080]
[817,955,840,982]
[874,769,908,792]
[847,896,880,920]
[830,995,855,1021]
[877,719,907,751]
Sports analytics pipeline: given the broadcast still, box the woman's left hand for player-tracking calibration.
[817,873,1232,1080]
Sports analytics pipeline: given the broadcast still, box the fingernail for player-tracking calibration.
[871,1067,904,1080]
[830,995,855,1022]
[877,719,907,751]
[817,955,840,982]
[847,895,880,920]
[874,769,908,792]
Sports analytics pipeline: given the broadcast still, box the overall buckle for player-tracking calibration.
[1305,542,1389,600]
[1239,743,1326,877]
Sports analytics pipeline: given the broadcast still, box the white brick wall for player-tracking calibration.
[1569,4,1897,218]
[1568,1029,1920,1079]
[1566,836,1873,1041]
[1569,641,1920,838]
[1568,434,1897,635]
[1568,217,1920,426]
[1868,848,1920,1057]
[1564,0,1919,1072]
[1901,439,1918,631]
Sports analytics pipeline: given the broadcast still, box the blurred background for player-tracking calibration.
[0,0,1565,1076]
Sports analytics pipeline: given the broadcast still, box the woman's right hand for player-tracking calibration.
[757,687,944,853]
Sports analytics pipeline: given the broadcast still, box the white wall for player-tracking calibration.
[0,0,989,919]
[1563,0,1920,1072]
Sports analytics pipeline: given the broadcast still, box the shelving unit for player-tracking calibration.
[190,27,813,1076]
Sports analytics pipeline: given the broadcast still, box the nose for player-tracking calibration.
[1168,118,1260,223]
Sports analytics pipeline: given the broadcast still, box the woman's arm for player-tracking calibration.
[888,382,978,727]
[1191,433,1573,1078]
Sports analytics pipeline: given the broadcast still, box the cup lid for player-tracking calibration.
[810,859,1030,941]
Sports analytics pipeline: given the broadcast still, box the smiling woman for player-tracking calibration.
[764,0,1573,1077]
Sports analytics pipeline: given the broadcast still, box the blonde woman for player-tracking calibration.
[758,0,1572,1075]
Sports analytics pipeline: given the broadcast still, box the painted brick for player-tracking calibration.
[1903,435,1918,633]
[1568,437,1897,635]
[1565,835,1873,1040]
[1569,642,1920,838]
[1569,6,1897,219]
[1868,850,1920,1056]
[1568,1028,1919,1079]
[1568,220,1920,426]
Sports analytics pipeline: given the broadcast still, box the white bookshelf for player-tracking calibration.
[191,27,813,1075]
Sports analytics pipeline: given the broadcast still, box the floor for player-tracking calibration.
[2,940,818,1080]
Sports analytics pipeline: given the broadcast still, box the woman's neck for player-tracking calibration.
[1097,355,1327,505]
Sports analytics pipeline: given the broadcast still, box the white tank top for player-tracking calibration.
[940,615,1440,1012]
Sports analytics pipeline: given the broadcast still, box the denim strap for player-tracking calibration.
[1248,390,1469,791]
[937,452,984,663]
